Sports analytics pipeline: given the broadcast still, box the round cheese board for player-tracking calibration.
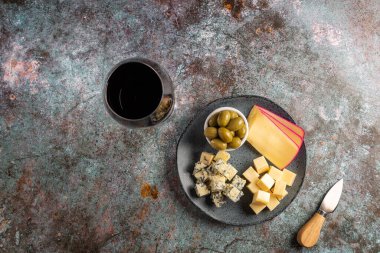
[176,96,307,225]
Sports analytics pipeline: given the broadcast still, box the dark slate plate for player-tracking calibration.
[176,96,307,226]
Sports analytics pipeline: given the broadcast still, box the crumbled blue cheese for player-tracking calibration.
[223,184,244,202]
[211,192,225,207]
[231,175,246,191]
[195,182,210,197]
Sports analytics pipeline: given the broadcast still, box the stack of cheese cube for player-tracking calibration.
[243,156,297,214]
[193,151,246,207]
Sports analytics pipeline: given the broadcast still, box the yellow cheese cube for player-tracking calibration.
[266,194,280,211]
[242,166,260,182]
[214,151,230,162]
[250,202,266,214]
[276,189,288,200]
[282,169,296,186]
[253,156,269,174]
[272,181,287,197]
[246,181,260,194]
[253,190,270,204]
[256,173,275,191]
[200,152,214,165]
[268,166,283,181]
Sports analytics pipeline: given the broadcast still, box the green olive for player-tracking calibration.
[231,130,235,137]
[226,117,244,131]
[217,111,231,127]
[218,127,233,143]
[204,127,218,139]
[236,126,246,138]
[210,138,227,150]
[228,137,242,149]
[208,113,219,127]
[229,111,239,119]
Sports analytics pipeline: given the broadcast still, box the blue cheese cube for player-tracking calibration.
[222,183,232,195]
[194,161,207,170]
[211,159,225,174]
[209,174,226,183]
[194,182,210,197]
[193,169,208,182]
[231,175,246,191]
[212,160,237,181]
[211,192,225,207]
[223,184,244,202]
[208,175,226,192]
[193,162,209,182]
[205,165,213,176]
[224,164,238,181]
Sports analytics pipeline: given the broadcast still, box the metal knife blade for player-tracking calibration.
[320,179,343,213]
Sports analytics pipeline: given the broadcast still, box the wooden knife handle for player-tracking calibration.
[297,212,326,248]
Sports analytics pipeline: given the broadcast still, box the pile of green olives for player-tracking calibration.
[204,110,247,150]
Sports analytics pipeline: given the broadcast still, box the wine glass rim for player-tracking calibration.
[103,58,165,122]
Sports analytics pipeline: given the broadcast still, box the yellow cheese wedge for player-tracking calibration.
[247,105,304,169]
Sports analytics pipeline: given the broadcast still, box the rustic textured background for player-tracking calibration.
[0,0,379,252]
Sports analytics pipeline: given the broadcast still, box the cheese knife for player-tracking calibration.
[297,179,344,248]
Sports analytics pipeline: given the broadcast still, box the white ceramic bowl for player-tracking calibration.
[203,107,249,151]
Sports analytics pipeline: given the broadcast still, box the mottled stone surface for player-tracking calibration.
[0,0,379,252]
